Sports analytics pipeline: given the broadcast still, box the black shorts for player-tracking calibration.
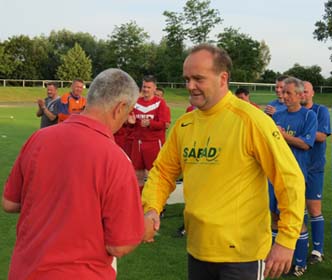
[188,254,265,280]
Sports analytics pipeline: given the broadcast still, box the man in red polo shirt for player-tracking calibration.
[2,69,145,280]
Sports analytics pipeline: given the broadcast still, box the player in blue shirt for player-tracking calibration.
[301,81,331,265]
[265,75,288,116]
[270,77,317,277]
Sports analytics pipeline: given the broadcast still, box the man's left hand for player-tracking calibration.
[264,243,294,279]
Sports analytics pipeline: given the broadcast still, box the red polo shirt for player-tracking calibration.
[4,114,144,280]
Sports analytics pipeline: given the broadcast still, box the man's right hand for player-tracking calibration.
[127,111,136,124]
[143,210,160,243]
[264,105,276,116]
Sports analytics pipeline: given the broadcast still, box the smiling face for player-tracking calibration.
[46,84,57,99]
[71,80,84,97]
[183,50,228,111]
[142,81,156,101]
[275,80,285,102]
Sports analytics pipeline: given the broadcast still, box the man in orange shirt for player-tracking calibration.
[58,79,86,122]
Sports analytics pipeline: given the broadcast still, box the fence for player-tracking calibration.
[0,79,92,88]
[1,79,332,93]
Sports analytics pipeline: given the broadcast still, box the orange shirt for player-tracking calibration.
[57,92,86,123]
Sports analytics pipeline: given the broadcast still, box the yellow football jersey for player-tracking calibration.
[142,91,305,262]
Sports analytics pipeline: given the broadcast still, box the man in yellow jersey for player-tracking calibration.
[142,44,305,280]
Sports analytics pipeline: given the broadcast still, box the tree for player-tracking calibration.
[0,45,15,78]
[108,21,150,82]
[283,63,325,86]
[161,11,187,81]
[217,27,267,82]
[258,40,271,75]
[56,43,92,81]
[183,0,222,44]
[314,1,332,72]
[48,29,100,78]
[314,1,332,42]
[1,35,48,79]
[258,69,281,83]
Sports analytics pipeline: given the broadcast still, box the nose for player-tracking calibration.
[186,79,196,91]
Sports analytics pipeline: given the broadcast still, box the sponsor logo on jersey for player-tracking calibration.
[136,114,154,120]
[183,137,221,163]
[272,131,280,139]
[181,122,192,127]
[285,125,296,136]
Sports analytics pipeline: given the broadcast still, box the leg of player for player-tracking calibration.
[135,169,146,194]
[289,223,308,277]
[306,171,325,264]
[307,199,324,264]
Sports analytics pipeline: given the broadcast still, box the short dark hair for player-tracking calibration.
[46,82,58,89]
[189,44,233,78]
[276,75,289,82]
[235,87,249,96]
[73,78,85,84]
[143,75,157,84]
[156,87,164,93]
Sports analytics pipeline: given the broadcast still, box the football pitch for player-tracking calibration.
[0,87,331,279]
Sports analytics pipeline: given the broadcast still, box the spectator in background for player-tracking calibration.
[234,87,260,108]
[301,81,331,265]
[2,68,145,280]
[36,82,60,128]
[155,87,165,98]
[57,79,86,123]
[129,75,170,193]
[265,75,288,116]
[143,44,305,280]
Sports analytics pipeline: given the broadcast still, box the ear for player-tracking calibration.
[112,101,128,120]
[219,71,229,87]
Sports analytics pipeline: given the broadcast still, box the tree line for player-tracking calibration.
[0,0,331,87]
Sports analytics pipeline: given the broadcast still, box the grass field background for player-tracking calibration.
[0,87,331,279]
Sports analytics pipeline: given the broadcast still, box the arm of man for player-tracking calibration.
[2,196,20,213]
[41,106,57,121]
[105,244,140,258]
[142,122,181,239]
[148,99,170,130]
[249,112,305,277]
[315,131,327,142]
[280,131,311,150]
[102,150,145,258]
[315,105,331,142]
[36,99,44,117]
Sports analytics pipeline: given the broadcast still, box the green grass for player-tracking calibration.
[0,87,331,280]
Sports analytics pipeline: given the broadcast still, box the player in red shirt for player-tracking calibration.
[234,87,260,109]
[2,69,145,280]
[129,75,170,192]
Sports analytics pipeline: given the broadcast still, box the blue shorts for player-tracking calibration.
[306,171,324,200]
[268,181,280,214]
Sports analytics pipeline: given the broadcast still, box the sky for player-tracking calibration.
[1,0,331,77]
